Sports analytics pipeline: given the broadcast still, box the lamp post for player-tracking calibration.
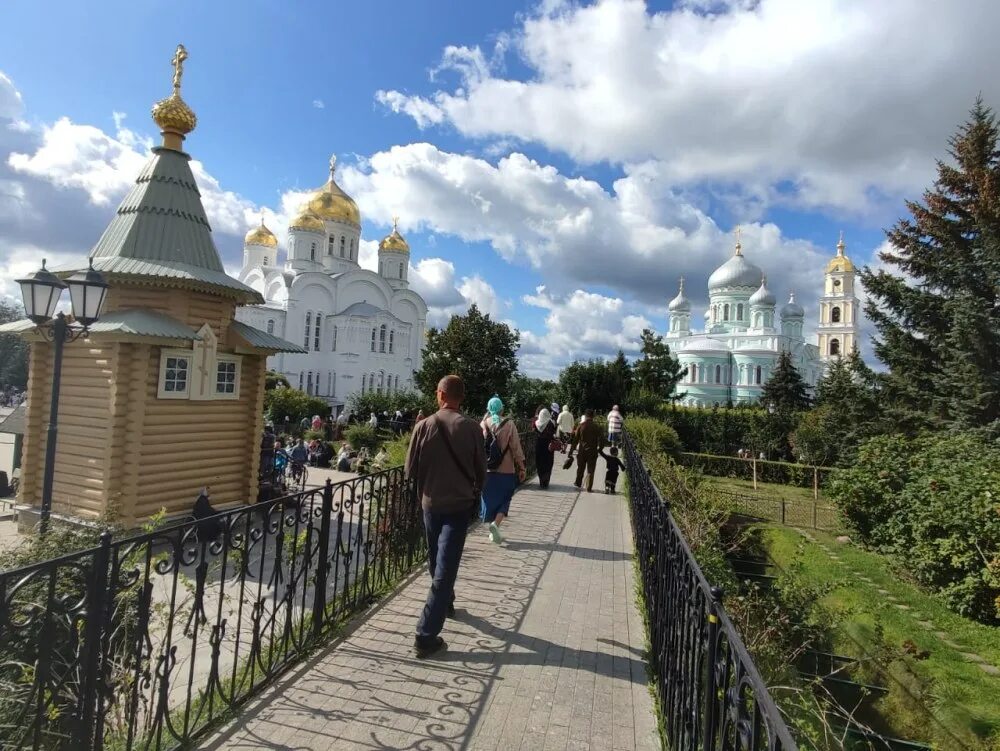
[17,259,109,534]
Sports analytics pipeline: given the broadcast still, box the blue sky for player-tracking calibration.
[1,0,996,376]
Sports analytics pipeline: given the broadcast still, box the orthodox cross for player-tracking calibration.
[734,225,743,255]
[392,215,399,232]
[171,45,188,92]
[678,275,685,291]
[329,154,338,176]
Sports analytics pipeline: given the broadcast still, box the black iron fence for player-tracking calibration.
[623,430,799,751]
[0,428,538,751]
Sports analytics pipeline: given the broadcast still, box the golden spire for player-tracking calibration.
[837,230,845,256]
[379,215,410,254]
[734,225,743,256]
[678,275,685,292]
[392,215,399,232]
[151,43,197,151]
[329,154,337,176]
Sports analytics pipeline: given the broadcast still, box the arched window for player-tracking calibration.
[389,330,394,354]
[377,372,384,394]
[340,236,346,257]
[314,314,321,351]
[398,262,404,278]
[332,325,338,352]
[298,371,303,390]
[310,242,316,261]
[394,375,399,391]
[715,364,721,383]
[737,303,743,321]
[330,371,336,397]
[831,306,841,323]
[266,319,274,335]
[379,324,387,353]
[754,313,761,328]
[304,312,312,349]
[755,365,762,385]
[263,256,269,265]
[371,328,376,352]
[328,236,334,256]
[723,303,730,321]
[830,338,841,356]
[350,238,355,260]
[306,371,313,396]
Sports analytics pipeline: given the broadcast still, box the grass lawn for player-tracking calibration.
[763,525,1000,750]
[702,476,840,530]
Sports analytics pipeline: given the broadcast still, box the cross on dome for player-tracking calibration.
[734,225,743,256]
[837,230,846,255]
[170,44,188,92]
[329,154,337,176]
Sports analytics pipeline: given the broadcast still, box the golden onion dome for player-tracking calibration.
[378,217,410,254]
[152,45,197,144]
[827,232,855,273]
[245,217,278,248]
[289,209,324,233]
[306,155,361,226]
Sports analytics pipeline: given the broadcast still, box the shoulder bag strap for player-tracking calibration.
[437,421,478,488]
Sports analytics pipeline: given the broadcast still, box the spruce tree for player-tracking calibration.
[759,351,810,414]
[811,350,881,464]
[861,99,1000,434]
[632,328,686,400]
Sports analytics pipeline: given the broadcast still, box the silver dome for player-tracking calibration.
[668,279,691,312]
[708,252,764,291]
[749,278,775,307]
[678,336,730,353]
[780,291,804,318]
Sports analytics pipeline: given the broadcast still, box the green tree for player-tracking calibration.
[263,387,330,427]
[759,351,810,414]
[861,100,1000,435]
[0,300,28,391]
[265,371,291,391]
[810,350,882,464]
[413,304,519,415]
[559,356,633,414]
[506,374,559,418]
[347,388,435,419]
[632,328,686,400]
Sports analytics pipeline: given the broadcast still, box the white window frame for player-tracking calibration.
[158,349,193,399]
[214,355,242,400]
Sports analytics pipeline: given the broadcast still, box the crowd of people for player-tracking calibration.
[0,388,24,408]
[404,376,630,659]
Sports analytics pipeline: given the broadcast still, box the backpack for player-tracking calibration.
[485,418,511,471]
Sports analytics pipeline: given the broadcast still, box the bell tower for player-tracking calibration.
[818,232,859,360]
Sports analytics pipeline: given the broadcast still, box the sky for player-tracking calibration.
[1,0,997,378]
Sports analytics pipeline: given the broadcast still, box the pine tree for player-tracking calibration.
[632,328,686,400]
[759,351,810,414]
[860,99,1000,434]
[809,350,881,464]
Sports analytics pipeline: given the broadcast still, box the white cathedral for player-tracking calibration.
[236,156,428,412]
[665,230,859,408]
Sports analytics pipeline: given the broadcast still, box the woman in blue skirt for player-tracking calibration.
[479,396,525,544]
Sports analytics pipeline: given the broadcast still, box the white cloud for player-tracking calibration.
[312,99,325,109]
[408,259,506,327]
[0,73,24,121]
[378,0,1000,213]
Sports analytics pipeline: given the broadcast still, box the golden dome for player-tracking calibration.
[826,231,855,273]
[152,45,197,144]
[245,217,278,248]
[289,209,324,233]
[305,155,361,226]
[378,217,410,254]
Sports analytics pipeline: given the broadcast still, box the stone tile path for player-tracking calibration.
[202,461,659,751]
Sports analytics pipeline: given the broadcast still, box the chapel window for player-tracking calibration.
[379,325,387,353]
[158,353,190,399]
[304,312,312,349]
[830,338,841,357]
[215,358,239,398]
[298,372,303,390]
[266,319,275,335]
[831,306,841,323]
[314,314,321,351]
[394,375,399,391]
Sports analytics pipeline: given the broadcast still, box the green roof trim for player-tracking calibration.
[86,309,202,340]
[85,146,262,304]
[229,321,307,353]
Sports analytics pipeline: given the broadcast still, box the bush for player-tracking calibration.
[828,432,1000,623]
[344,424,381,454]
[677,452,836,489]
[264,387,329,426]
[661,405,801,459]
[347,389,435,420]
[627,417,682,459]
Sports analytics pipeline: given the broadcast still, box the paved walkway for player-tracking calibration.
[203,461,659,751]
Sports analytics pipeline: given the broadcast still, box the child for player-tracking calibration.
[599,446,626,494]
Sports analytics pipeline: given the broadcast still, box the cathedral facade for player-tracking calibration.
[666,232,859,407]
[235,158,428,412]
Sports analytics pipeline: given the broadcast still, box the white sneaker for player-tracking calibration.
[489,522,503,544]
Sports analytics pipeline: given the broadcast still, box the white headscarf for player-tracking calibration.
[536,408,552,430]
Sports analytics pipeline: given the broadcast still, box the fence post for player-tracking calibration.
[75,530,112,751]
[312,479,334,640]
[781,499,786,526]
[813,500,818,529]
[752,456,757,491]
[702,586,724,751]
[813,466,819,501]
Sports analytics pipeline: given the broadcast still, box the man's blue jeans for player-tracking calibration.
[416,508,469,644]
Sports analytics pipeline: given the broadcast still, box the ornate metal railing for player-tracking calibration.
[0,428,539,751]
[622,429,799,751]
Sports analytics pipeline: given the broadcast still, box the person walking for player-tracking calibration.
[368,412,379,430]
[479,396,525,544]
[405,375,485,659]
[569,408,603,492]
[606,404,624,446]
[533,407,557,489]
[556,404,575,450]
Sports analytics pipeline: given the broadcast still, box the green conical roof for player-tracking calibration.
[87,146,262,303]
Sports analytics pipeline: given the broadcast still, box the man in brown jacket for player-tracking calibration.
[405,375,486,658]
[569,408,604,492]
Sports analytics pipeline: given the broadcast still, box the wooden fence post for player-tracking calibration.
[813,466,819,501]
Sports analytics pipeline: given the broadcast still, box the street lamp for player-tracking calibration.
[16,258,109,534]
